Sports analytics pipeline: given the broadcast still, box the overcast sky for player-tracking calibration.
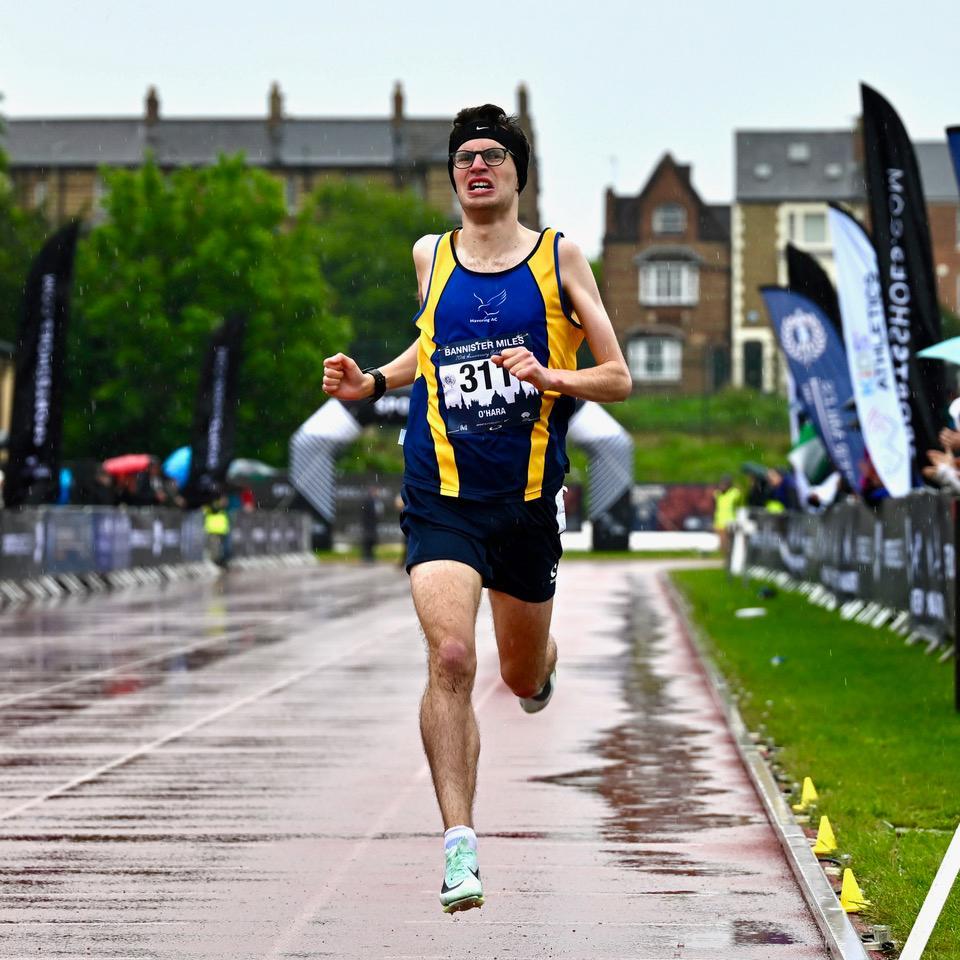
[3,0,958,257]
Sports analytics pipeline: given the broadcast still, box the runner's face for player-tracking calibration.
[453,137,518,209]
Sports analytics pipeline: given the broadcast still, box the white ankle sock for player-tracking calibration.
[444,825,477,852]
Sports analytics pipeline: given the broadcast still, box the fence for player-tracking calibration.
[743,493,956,646]
[0,506,311,583]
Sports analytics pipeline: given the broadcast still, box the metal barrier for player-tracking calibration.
[0,506,311,586]
[743,492,956,646]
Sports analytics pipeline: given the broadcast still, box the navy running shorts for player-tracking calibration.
[399,483,565,603]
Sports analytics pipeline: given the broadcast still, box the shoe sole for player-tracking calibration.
[442,895,484,914]
[519,669,556,714]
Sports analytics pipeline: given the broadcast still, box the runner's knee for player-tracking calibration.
[431,638,476,688]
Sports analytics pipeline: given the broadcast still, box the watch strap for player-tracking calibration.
[361,366,387,403]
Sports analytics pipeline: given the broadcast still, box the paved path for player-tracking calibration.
[0,561,828,959]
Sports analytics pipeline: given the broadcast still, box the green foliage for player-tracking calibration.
[589,257,603,289]
[632,431,790,483]
[943,305,960,341]
[610,387,789,434]
[673,569,960,954]
[0,94,48,344]
[300,179,450,365]
[68,155,350,463]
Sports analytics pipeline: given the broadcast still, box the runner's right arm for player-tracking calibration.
[322,341,418,400]
[321,234,438,401]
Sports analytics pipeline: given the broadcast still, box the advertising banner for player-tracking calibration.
[44,510,95,575]
[4,222,80,507]
[786,242,842,334]
[827,205,911,496]
[761,287,865,491]
[0,509,45,580]
[92,510,132,573]
[861,84,946,473]
[745,492,954,642]
[182,313,246,507]
[948,127,960,191]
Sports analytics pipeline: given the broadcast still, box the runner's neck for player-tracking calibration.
[455,222,542,274]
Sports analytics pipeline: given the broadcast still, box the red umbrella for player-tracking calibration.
[102,454,152,476]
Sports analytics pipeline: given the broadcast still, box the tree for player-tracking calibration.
[300,179,451,364]
[67,155,350,464]
[0,94,47,344]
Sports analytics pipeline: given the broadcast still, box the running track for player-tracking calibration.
[0,561,828,958]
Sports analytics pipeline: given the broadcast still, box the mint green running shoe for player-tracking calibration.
[439,839,484,913]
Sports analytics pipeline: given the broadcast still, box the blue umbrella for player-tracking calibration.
[163,446,192,488]
[918,337,960,363]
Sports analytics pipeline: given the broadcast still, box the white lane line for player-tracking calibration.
[0,628,388,824]
[0,568,401,710]
[265,671,505,960]
[0,616,301,710]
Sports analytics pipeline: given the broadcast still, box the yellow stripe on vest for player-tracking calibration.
[416,234,460,496]
[524,229,583,500]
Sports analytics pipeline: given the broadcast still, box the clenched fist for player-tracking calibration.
[323,353,372,400]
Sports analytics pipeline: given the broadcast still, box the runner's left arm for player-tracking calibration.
[492,237,631,402]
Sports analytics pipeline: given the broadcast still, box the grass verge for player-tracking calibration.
[671,568,960,955]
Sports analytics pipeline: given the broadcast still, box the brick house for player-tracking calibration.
[732,129,958,392]
[1,82,541,230]
[602,154,730,393]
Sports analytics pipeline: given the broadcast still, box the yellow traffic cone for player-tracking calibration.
[839,868,871,913]
[812,816,837,856]
[792,777,819,812]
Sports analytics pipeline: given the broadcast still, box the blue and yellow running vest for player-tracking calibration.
[403,228,583,502]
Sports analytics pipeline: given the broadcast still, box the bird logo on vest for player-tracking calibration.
[471,289,507,324]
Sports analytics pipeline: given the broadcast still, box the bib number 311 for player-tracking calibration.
[436,332,542,434]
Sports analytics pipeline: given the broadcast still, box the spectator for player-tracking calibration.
[765,467,799,513]
[712,475,741,560]
[203,495,231,567]
[90,467,117,506]
[858,453,890,507]
[923,448,960,494]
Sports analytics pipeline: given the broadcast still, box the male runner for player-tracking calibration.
[322,104,631,913]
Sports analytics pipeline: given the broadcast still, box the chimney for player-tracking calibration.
[517,83,529,123]
[145,86,160,125]
[392,81,405,125]
[268,82,284,128]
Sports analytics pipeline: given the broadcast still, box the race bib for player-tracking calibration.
[436,332,542,434]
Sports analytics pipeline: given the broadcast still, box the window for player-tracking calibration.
[628,337,682,382]
[285,175,299,214]
[652,203,686,235]
[33,180,47,209]
[802,212,827,244]
[787,142,811,163]
[825,162,844,180]
[91,176,108,224]
[639,261,699,305]
[754,162,772,180]
[955,208,960,249]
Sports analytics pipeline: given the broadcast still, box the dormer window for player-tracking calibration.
[652,203,686,235]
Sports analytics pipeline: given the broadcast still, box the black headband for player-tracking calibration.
[448,120,529,193]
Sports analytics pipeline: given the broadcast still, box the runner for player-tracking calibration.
[322,103,631,913]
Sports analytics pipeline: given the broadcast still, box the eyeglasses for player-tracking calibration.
[450,147,511,169]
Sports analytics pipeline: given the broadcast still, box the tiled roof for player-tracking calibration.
[2,116,451,169]
[915,141,959,202]
[735,130,861,201]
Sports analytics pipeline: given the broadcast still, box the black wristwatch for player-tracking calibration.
[361,366,387,403]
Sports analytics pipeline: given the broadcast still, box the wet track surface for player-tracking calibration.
[0,562,828,958]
